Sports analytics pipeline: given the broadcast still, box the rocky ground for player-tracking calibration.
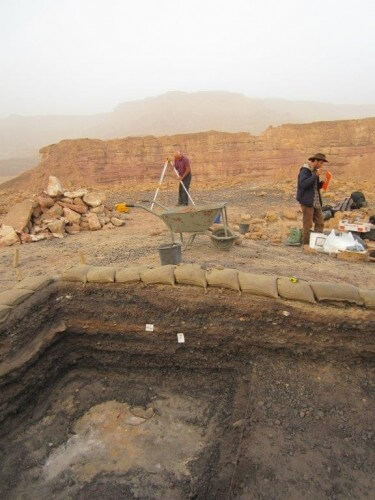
[0,179,374,293]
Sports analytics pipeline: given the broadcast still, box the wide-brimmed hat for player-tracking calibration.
[308,153,328,162]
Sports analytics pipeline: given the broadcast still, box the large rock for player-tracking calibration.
[58,201,87,214]
[63,207,81,225]
[43,203,63,218]
[64,189,88,199]
[111,217,125,227]
[30,233,49,242]
[3,199,34,232]
[0,225,19,247]
[73,197,86,206]
[20,232,33,243]
[86,212,101,230]
[34,195,55,208]
[45,176,63,197]
[83,192,106,208]
[90,204,105,214]
[65,223,81,235]
[47,219,65,238]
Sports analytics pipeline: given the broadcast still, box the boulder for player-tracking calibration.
[47,219,65,238]
[34,195,55,208]
[83,192,106,208]
[90,205,105,214]
[86,212,101,231]
[80,221,90,230]
[45,176,63,197]
[73,197,86,206]
[65,224,81,235]
[61,197,74,204]
[64,189,88,199]
[3,199,34,232]
[111,217,125,227]
[0,225,19,247]
[30,233,49,242]
[20,232,33,243]
[58,201,87,214]
[63,207,81,225]
[43,203,64,218]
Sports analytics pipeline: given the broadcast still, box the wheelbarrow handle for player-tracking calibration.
[141,199,168,210]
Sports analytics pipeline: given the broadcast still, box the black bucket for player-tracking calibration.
[158,243,182,265]
[239,223,250,235]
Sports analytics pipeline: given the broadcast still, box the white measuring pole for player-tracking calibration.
[151,160,169,210]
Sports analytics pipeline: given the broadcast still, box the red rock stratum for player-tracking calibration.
[3,117,375,193]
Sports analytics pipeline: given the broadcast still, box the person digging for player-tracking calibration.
[295,152,329,246]
[173,151,192,206]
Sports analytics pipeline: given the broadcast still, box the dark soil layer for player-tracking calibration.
[0,283,374,499]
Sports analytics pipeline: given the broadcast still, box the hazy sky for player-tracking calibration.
[0,0,374,118]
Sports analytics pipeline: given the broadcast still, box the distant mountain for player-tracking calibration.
[1,91,375,175]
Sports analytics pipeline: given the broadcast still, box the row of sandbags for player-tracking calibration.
[0,276,54,323]
[61,264,375,309]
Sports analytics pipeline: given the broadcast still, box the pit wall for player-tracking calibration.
[0,263,374,328]
[0,268,374,431]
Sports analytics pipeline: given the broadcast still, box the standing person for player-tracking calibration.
[174,151,192,206]
[296,153,328,245]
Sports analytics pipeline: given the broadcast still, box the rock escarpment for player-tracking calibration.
[3,117,375,193]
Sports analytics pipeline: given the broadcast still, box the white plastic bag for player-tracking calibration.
[323,230,365,253]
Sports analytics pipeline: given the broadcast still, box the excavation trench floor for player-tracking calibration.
[0,284,374,499]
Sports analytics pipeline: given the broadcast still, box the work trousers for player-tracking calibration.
[301,205,324,245]
[178,172,192,206]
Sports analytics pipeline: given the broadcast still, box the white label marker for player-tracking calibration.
[177,333,185,343]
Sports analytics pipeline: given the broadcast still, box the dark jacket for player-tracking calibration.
[296,165,324,207]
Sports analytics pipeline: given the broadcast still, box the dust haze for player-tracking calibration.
[1,0,374,118]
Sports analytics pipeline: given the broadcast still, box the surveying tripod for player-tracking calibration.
[151,159,195,210]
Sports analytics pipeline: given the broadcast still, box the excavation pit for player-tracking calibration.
[0,282,374,499]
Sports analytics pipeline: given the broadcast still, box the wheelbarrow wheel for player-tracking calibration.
[210,227,236,251]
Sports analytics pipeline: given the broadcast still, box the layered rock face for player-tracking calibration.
[4,117,375,193]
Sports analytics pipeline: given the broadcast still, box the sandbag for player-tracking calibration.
[206,268,240,291]
[0,304,11,324]
[238,272,278,298]
[62,265,92,283]
[14,276,54,291]
[310,282,364,305]
[86,266,116,283]
[277,277,315,304]
[115,266,146,283]
[141,265,176,285]
[359,289,375,309]
[174,263,207,288]
[0,289,34,306]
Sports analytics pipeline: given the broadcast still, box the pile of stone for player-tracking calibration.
[234,209,299,245]
[0,176,126,247]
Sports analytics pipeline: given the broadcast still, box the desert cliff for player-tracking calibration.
[3,117,375,194]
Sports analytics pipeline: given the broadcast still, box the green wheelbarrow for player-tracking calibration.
[116,200,237,250]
